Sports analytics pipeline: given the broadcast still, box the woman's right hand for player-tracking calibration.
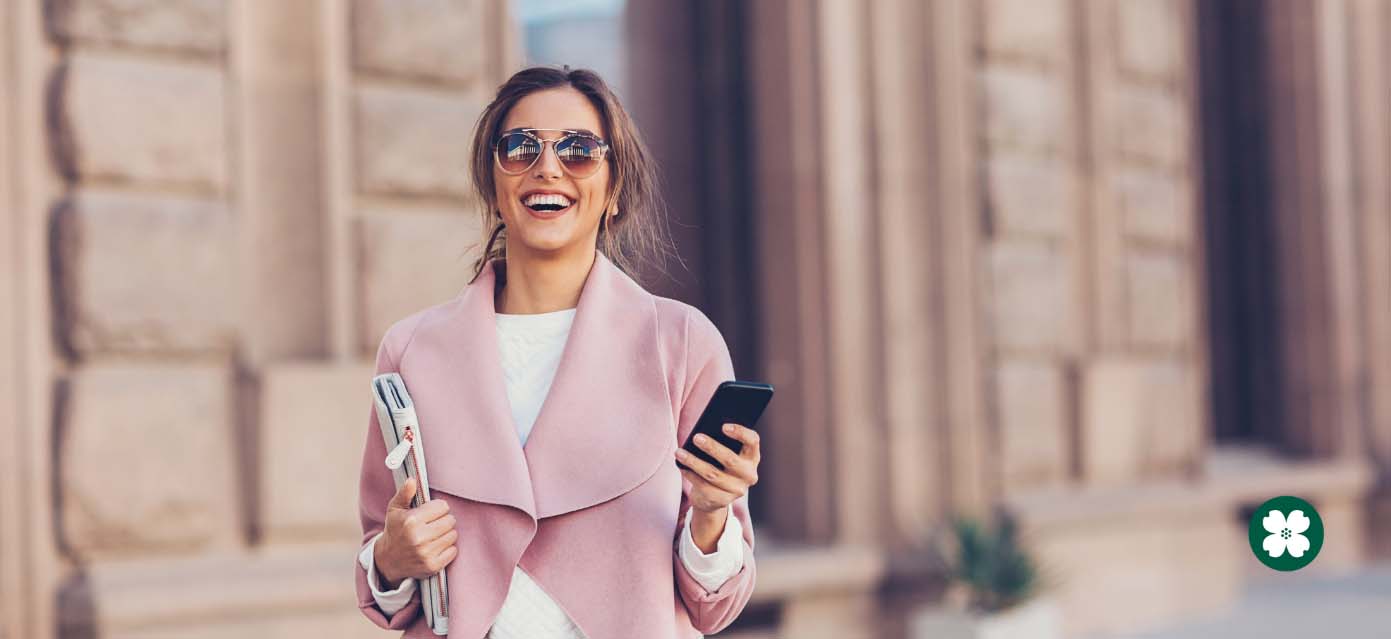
[374,478,460,588]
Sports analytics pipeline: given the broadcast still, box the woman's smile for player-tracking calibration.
[521,189,577,220]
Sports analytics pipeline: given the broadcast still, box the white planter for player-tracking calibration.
[909,596,1061,639]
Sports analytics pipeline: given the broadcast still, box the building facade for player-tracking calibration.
[3,1,1389,638]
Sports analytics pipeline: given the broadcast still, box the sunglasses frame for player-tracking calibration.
[493,128,611,178]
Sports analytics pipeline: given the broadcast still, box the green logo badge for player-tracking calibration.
[1248,495,1323,571]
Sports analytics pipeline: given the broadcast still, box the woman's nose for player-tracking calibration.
[532,141,564,179]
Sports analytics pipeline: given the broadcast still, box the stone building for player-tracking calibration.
[2,1,1388,638]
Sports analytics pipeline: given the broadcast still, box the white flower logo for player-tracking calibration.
[1261,509,1311,558]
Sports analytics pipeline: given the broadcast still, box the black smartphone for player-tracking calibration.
[680,380,774,470]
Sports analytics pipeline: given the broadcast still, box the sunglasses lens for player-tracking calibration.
[555,136,605,176]
[497,133,541,173]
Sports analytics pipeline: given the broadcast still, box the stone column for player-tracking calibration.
[1263,0,1368,458]
[930,0,993,521]
[977,0,1086,495]
[867,0,949,546]
[231,0,330,365]
[745,0,996,546]
[1075,0,1206,485]
[2,1,63,637]
[746,0,838,544]
[813,0,889,547]
[1,5,19,637]
[1347,0,1391,556]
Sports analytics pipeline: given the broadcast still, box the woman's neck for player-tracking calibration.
[495,248,595,315]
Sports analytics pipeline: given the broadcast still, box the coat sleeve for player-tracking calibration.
[355,322,424,630]
[672,308,758,635]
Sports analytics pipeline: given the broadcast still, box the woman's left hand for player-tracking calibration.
[675,423,761,514]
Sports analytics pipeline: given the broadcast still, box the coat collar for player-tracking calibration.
[401,252,675,521]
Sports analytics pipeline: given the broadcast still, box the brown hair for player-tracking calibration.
[466,66,676,285]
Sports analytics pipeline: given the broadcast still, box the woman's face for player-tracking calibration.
[494,87,612,259]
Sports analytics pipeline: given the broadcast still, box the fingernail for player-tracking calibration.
[724,424,735,434]
[695,434,708,444]
[675,449,687,458]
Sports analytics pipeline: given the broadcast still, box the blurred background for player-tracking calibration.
[2,0,1390,637]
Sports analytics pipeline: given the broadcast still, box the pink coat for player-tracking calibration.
[355,252,757,638]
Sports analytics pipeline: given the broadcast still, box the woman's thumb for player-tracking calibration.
[389,477,417,509]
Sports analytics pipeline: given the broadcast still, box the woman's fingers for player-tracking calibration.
[679,467,739,502]
[692,433,743,469]
[412,512,456,545]
[677,448,747,494]
[421,527,459,559]
[401,498,451,527]
[691,432,759,486]
[724,423,762,463]
[422,542,459,573]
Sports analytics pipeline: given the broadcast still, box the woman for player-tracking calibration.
[354,66,760,638]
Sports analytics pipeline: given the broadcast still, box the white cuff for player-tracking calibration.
[677,504,745,593]
[359,532,416,615]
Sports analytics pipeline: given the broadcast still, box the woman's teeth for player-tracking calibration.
[523,193,574,212]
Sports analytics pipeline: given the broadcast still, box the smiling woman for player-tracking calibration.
[354,65,761,639]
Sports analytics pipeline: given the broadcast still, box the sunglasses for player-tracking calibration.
[494,128,610,178]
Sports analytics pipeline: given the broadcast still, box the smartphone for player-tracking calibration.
[680,380,774,470]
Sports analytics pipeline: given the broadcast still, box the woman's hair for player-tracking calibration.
[466,66,676,284]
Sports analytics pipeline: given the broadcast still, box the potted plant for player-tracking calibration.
[910,510,1061,639]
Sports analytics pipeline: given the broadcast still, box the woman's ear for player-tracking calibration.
[605,175,622,216]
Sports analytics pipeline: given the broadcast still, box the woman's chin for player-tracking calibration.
[512,233,583,256]
[504,214,597,257]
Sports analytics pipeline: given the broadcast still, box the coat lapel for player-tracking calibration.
[401,260,536,517]
[522,253,674,519]
[402,253,674,522]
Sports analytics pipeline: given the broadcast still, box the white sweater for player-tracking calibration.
[359,307,746,637]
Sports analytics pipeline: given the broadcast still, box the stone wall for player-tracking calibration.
[979,0,1205,495]
[979,0,1083,493]
[1079,0,1205,486]
[349,0,490,354]
[36,1,513,636]
[49,0,241,568]
[978,2,1221,636]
